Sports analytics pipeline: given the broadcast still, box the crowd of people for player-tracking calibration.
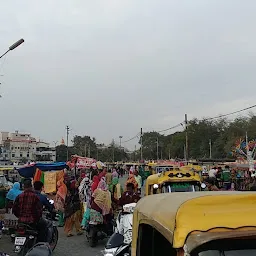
[1,167,143,241]
[203,165,256,191]
[54,167,142,237]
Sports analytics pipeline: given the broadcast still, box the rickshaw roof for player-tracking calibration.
[133,191,256,248]
[155,164,178,167]
[145,173,159,185]
[0,167,14,171]
[146,169,201,185]
[147,162,157,167]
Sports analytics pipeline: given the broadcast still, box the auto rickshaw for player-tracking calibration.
[131,191,256,256]
[144,166,204,196]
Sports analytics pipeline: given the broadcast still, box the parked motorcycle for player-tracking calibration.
[13,200,58,255]
[86,216,114,248]
[103,203,136,256]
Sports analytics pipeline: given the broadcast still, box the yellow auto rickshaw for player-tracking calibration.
[132,191,256,256]
[145,167,203,196]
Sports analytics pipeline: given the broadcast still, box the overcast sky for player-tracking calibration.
[0,0,256,149]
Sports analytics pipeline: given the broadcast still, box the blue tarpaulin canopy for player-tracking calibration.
[18,162,68,178]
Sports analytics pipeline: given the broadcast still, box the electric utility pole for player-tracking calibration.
[185,114,188,162]
[140,128,143,161]
[209,139,212,159]
[156,137,159,160]
[66,126,70,161]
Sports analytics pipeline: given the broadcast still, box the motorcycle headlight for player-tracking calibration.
[153,184,159,189]
[14,246,22,253]
[102,248,117,256]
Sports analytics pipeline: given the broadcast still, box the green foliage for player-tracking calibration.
[56,136,128,162]
[56,144,74,162]
[140,115,256,160]
[56,115,256,162]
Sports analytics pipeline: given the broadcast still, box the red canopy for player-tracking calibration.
[68,155,97,169]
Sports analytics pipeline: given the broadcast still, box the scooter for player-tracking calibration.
[103,203,136,256]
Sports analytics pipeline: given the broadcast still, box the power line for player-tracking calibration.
[119,104,256,145]
[122,122,184,144]
[122,133,140,143]
[203,104,256,121]
[156,122,184,133]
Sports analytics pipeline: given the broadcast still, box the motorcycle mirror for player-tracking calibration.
[111,219,117,227]
[49,199,54,205]
[201,183,206,189]
[105,233,124,249]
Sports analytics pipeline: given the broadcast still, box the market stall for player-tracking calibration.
[17,162,68,193]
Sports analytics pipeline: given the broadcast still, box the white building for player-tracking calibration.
[36,141,56,162]
[0,131,56,163]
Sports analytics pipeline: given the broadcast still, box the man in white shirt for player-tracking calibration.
[208,167,217,178]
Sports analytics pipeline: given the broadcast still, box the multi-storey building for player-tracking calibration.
[0,131,56,163]
[36,141,56,162]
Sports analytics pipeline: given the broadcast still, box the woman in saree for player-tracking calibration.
[98,168,107,180]
[6,182,22,213]
[112,169,118,179]
[55,179,67,227]
[125,174,138,192]
[90,177,113,235]
[64,180,83,237]
[80,177,93,229]
[91,175,100,193]
[109,177,123,214]
[78,176,91,204]
[81,176,98,229]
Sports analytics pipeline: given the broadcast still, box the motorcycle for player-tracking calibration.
[13,200,58,256]
[24,242,52,256]
[103,203,135,256]
[86,216,114,247]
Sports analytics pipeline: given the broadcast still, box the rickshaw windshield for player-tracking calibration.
[191,237,256,256]
[162,182,200,192]
[198,250,256,255]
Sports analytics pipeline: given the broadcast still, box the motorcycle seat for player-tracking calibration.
[25,242,52,256]
[18,223,38,235]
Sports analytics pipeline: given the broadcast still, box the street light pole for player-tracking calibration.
[0,39,25,59]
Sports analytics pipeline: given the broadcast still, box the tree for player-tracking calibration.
[139,132,164,160]
[135,114,256,160]
[60,114,256,162]
[56,145,74,162]
[72,135,97,158]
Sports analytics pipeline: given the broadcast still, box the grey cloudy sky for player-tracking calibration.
[0,0,256,149]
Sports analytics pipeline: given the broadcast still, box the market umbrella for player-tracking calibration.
[18,162,68,178]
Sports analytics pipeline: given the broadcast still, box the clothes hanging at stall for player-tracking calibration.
[44,171,57,193]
